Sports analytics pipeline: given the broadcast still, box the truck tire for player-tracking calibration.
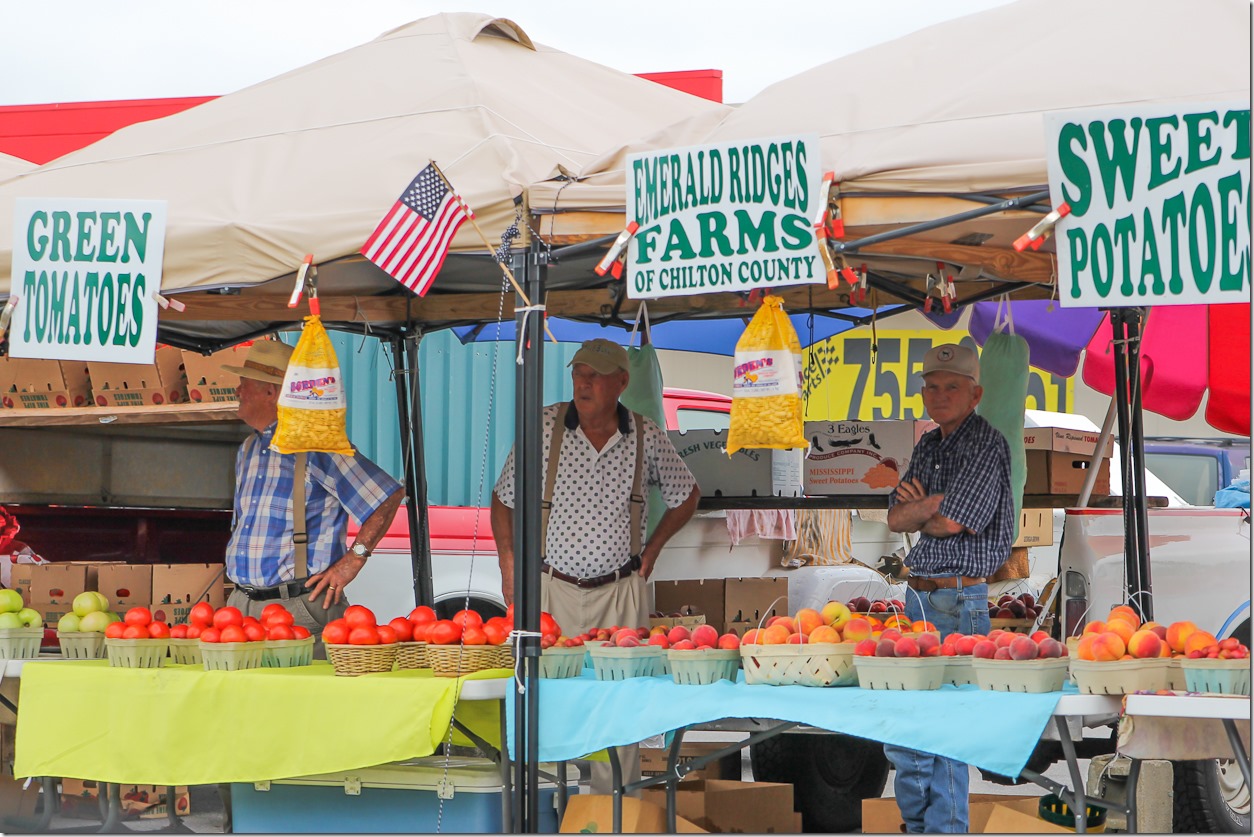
[434,598,505,621]
[1173,759,1251,833]
[750,732,889,832]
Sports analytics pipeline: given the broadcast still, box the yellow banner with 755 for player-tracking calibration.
[802,329,1072,422]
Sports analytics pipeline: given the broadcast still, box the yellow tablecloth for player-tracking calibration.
[13,660,508,786]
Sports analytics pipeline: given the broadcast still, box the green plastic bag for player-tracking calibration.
[976,324,1029,540]
[619,312,667,536]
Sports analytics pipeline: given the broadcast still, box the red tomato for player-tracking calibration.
[242,622,266,642]
[188,602,215,628]
[241,616,262,630]
[430,620,462,646]
[322,622,350,645]
[185,625,203,639]
[483,623,509,646]
[263,609,295,628]
[105,622,126,639]
[267,624,295,641]
[539,612,560,638]
[124,607,153,628]
[213,606,244,630]
[485,616,510,632]
[349,627,380,645]
[169,624,188,639]
[219,625,248,643]
[260,603,287,622]
[408,605,437,624]
[410,621,433,643]
[462,626,487,645]
[122,624,147,639]
[376,625,399,645]
[387,617,414,642]
[344,605,377,631]
[199,627,221,643]
[291,625,311,640]
[452,609,484,631]
[147,622,171,639]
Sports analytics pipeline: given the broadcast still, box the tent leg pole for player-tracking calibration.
[391,331,434,608]
[1125,309,1153,620]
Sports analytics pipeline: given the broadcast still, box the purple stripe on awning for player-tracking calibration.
[968,301,1105,378]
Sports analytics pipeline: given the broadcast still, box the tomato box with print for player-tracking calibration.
[803,421,936,495]
[0,357,92,410]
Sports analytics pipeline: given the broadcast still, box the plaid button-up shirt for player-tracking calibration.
[225,423,402,587]
[890,412,1015,578]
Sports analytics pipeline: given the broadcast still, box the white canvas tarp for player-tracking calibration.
[0,13,727,307]
[0,153,32,184]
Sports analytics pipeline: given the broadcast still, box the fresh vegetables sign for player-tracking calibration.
[1045,103,1250,307]
[10,198,166,363]
[625,135,824,299]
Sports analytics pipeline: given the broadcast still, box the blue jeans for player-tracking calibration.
[882,582,991,833]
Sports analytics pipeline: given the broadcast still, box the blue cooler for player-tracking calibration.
[230,756,576,833]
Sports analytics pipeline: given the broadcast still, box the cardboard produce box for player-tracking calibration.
[654,579,726,634]
[88,344,187,408]
[861,794,1068,834]
[1023,427,1112,496]
[724,577,787,635]
[60,779,190,820]
[640,741,742,784]
[803,420,935,495]
[560,795,706,833]
[151,563,225,624]
[1012,509,1054,548]
[95,563,153,608]
[641,779,800,833]
[181,343,251,403]
[8,562,92,604]
[0,357,92,410]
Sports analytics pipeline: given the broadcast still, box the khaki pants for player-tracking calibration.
[226,587,347,660]
[541,570,649,796]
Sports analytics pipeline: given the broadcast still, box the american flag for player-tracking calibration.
[361,164,470,296]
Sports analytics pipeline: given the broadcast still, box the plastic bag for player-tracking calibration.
[620,341,667,537]
[271,315,354,455]
[727,295,807,455]
[976,329,1030,537]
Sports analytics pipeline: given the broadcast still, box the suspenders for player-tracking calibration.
[540,403,646,565]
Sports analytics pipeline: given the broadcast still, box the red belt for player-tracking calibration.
[542,559,638,589]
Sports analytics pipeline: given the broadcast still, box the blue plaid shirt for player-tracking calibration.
[890,412,1015,578]
[225,423,402,587]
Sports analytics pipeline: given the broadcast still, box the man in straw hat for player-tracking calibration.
[885,343,1015,832]
[491,338,701,795]
[222,340,404,643]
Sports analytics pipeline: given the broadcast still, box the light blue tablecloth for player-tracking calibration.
[507,672,1072,779]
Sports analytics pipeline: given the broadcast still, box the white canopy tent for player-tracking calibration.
[0,153,33,184]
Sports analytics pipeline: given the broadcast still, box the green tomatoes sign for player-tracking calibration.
[10,198,166,364]
[1045,103,1250,307]
[625,135,824,299]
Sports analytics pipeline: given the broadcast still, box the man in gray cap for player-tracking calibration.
[491,337,700,794]
[884,342,1014,832]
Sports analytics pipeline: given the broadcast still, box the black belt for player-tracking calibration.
[906,575,986,592]
[233,579,309,601]
[542,557,640,589]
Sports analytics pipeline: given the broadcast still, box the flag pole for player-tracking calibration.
[429,161,557,344]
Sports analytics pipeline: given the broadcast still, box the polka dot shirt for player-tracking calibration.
[494,402,696,577]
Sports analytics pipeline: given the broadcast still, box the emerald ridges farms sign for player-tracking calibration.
[625,135,824,299]
[1045,103,1250,308]
[10,198,165,364]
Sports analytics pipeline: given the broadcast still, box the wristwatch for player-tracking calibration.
[350,543,371,559]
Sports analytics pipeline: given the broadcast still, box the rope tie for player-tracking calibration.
[508,629,545,694]
[514,304,547,365]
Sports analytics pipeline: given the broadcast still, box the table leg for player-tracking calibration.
[1054,716,1088,834]
[555,761,569,825]
[35,776,57,831]
[608,747,623,834]
[98,782,122,833]
[665,729,689,834]
[498,704,512,834]
[1223,719,1252,790]
[1124,758,1141,833]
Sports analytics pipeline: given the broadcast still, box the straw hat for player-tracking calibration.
[221,341,294,385]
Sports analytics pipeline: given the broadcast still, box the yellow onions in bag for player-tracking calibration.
[271,315,354,456]
[726,295,807,455]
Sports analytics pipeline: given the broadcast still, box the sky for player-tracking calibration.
[0,0,1016,106]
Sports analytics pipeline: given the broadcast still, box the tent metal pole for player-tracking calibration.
[390,332,434,608]
[1126,309,1153,620]
[523,241,545,832]
[832,190,1051,253]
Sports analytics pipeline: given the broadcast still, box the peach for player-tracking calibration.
[954,635,979,656]
[883,615,912,631]
[972,639,997,659]
[717,633,740,650]
[808,625,841,644]
[636,627,649,639]
[854,638,878,656]
[993,647,1012,660]
[1091,632,1126,661]
[795,608,825,637]
[649,625,668,636]
[894,637,920,657]
[647,633,670,649]
[615,634,641,647]
[842,618,874,643]
[671,639,695,650]
[1082,620,1108,636]
[767,616,796,634]
[610,628,636,645]
[741,628,762,645]
[1037,638,1064,658]
[1126,629,1163,659]
[880,628,903,643]
[1145,623,1168,642]
[1029,630,1051,644]
[761,624,791,645]
[820,600,852,630]
[916,633,940,655]
[692,624,720,648]
[911,620,937,633]
[1108,605,1141,630]
[1184,630,1219,656]
[995,631,1017,649]
[987,629,1006,643]
[1166,621,1197,653]
[667,625,691,645]
[875,639,898,657]
[940,644,957,657]
[1009,636,1040,660]
[786,632,809,644]
[1075,634,1100,661]
[1105,618,1135,646]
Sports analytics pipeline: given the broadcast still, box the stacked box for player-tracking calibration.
[0,357,92,410]
[1023,427,1112,495]
[95,564,152,609]
[640,742,742,784]
[150,563,225,624]
[803,420,936,495]
[8,563,95,625]
[181,343,250,403]
[654,578,789,636]
[88,345,187,407]
[60,779,190,819]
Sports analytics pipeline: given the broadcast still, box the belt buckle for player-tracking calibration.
[576,576,592,589]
